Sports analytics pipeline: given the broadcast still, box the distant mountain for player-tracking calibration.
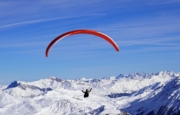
[120,72,180,115]
[5,81,52,97]
[0,71,179,115]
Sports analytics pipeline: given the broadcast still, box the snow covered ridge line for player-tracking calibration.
[0,71,179,115]
[79,71,180,81]
[0,71,179,90]
[114,71,180,79]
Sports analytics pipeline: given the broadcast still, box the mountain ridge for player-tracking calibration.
[0,71,179,115]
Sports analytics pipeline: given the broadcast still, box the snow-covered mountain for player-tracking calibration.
[0,71,179,115]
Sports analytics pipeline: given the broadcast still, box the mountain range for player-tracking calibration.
[0,71,179,115]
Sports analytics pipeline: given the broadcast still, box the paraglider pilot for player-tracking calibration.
[81,88,92,98]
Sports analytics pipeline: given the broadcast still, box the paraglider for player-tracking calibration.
[45,29,119,57]
[82,88,92,98]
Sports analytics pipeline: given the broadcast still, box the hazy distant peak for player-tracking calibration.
[48,76,62,82]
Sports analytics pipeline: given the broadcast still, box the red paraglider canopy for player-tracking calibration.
[45,29,119,57]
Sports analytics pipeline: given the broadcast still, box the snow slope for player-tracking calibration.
[0,71,179,115]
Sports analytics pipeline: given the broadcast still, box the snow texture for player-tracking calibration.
[0,71,179,115]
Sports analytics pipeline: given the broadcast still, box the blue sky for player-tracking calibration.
[0,0,180,85]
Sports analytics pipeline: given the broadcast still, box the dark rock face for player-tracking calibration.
[121,75,180,115]
[146,111,154,115]
[48,77,62,82]
[6,81,19,89]
[107,93,131,98]
[89,105,105,115]
[157,106,180,115]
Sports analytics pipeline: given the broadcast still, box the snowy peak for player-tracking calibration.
[121,73,180,115]
[47,76,62,82]
[14,77,74,90]
[0,71,179,115]
[4,81,52,97]
[116,71,178,79]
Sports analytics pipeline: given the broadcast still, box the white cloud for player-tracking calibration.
[0,1,117,25]
[1,0,180,55]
